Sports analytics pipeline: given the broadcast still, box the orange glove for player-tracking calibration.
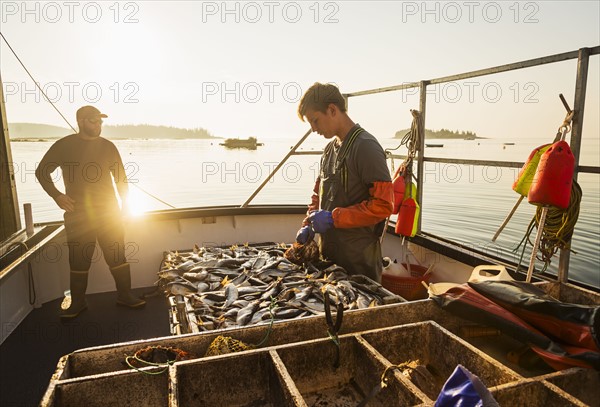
[307,178,321,213]
[332,181,394,228]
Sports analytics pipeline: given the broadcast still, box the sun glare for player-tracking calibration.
[124,187,151,217]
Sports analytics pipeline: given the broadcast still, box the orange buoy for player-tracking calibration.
[512,143,552,197]
[528,140,574,209]
[396,183,419,237]
[392,165,406,215]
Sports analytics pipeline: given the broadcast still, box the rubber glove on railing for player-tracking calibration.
[309,210,334,233]
[295,225,315,244]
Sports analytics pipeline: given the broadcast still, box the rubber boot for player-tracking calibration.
[110,263,146,308]
[60,271,88,319]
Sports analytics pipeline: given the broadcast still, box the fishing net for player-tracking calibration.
[205,335,256,356]
[284,240,320,265]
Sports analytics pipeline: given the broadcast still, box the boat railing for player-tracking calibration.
[243,46,600,282]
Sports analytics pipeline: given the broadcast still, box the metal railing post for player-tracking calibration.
[558,47,591,283]
[416,81,428,234]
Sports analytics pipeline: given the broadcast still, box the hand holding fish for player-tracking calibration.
[295,225,315,244]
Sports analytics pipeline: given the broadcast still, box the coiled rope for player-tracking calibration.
[385,109,421,172]
[381,110,422,243]
[125,346,193,375]
[515,180,582,273]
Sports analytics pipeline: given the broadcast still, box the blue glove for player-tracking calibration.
[435,365,496,407]
[295,226,315,244]
[309,210,334,233]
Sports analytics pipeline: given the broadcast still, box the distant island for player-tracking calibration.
[394,128,483,140]
[8,123,218,141]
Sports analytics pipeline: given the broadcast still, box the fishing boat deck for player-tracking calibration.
[0,287,169,407]
[1,45,599,406]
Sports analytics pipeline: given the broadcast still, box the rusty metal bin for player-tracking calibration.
[541,368,600,407]
[173,351,298,406]
[275,335,427,406]
[490,380,588,407]
[44,368,169,407]
[360,321,520,400]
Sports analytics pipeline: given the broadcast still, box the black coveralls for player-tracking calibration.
[36,135,127,271]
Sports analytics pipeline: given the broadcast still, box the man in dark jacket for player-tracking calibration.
[36,105,145,319]
[296,83,393,282]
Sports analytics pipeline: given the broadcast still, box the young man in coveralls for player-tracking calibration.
[296,83,394,283]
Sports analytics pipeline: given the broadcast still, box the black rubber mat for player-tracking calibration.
[0,287,170,406]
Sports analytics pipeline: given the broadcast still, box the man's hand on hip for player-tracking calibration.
[55,194,75,212]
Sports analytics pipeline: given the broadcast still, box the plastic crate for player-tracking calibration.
[381,264,431,300]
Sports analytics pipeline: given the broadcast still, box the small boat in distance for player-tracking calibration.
[219,136,263,150]
[425,143,444,148]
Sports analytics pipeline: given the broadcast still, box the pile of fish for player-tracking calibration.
[158,243,396,331]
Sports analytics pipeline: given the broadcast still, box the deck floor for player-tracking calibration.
[0,287,171,406]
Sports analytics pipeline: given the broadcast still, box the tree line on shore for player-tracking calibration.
[9,123,217,140]
[395,128,481,140]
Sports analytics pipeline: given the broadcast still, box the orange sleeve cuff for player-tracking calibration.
[303,178,321,226]
[332,181,394,228]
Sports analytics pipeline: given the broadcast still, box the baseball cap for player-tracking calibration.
[76,105,108,122]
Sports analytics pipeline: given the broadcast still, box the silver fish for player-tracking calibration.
[168,283,196,296]
[236,300,260,326]
[221,307,239,320]
[277,287,299,301]
[215,258,247,268]
[356,294,371,309]
[176,260,196,272]
[337,280,357,303]
[260,279,283,301]
[223,283,238,308]
[298,300,325,314]
[183,270,208,281]
[231,299,250,309]
[249,307,272,325]
[295,286,314,302]
[201,292,226,302]
[229,271,247,286]
[237,286,264,296]
[274,307,305,319]
[158,269,182,280]
[196,282,210,292]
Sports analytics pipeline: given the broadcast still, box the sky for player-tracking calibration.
[1,1,599,143]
